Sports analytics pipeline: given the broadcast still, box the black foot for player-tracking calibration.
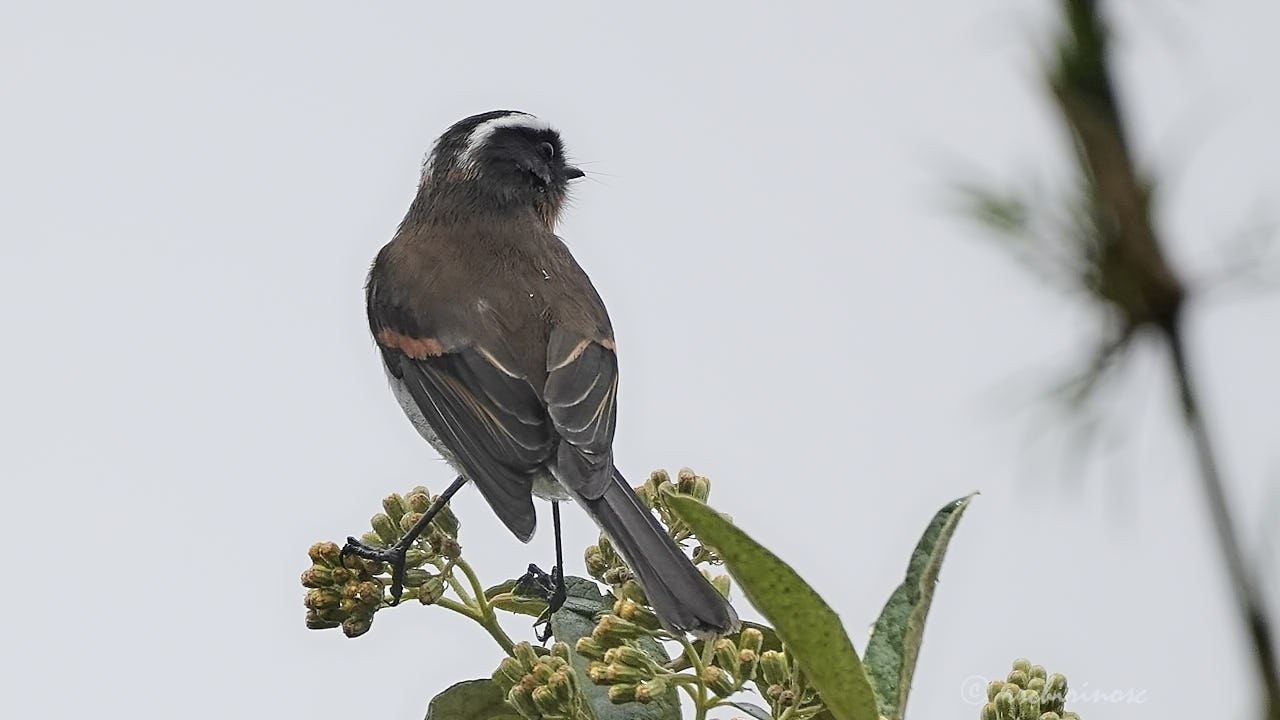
[518,563,566,642]
[343,536,409,606]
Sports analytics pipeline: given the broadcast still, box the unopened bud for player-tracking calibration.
[702,666,735,697]
[402,568,433,588]
[760,650,789,686]
[714,638,740,674]
[634,483,656,509]
[585,547,610,579]
[592,662,646,685]
[492,657,526,690]
[995,691,1016,720]
[988,680,1005,702]
[505,683,538,717]
[438,536,461,560]
[608,683,637,704]
[604,645,652,671]
[765,684,784,700]
[371,513,399,544]
[575,636,606,660]
[592,614,645,643]
[677,468,697,494]
[597,536,618,564]
[1027,677,1046,695]
[532,661,555,684]
[304,588,341,611]
[359,531,386,550]
[406,491,431,513]
[417,576,445,605]
[1012,658,1032,673]
[710,574,731,599]
[404,548,432,567]
[1060,714,1080,720]
[617,579,647,605]
[635,678,667,704]
[1029,665,1047,681]
[980,702,999,720]
[433,500,460,536]
[1039,713,1061,720]
[513,642,540,672]
[305,611,342,630]
[301,566,334,588]
[550,641,572,663]
[341,615,372,638]
[1007,670,1028,688]
[1043,674,1068,714]
[531,685,559,714]
[1016,688,1041,719]
[381,494,407,522]
[601,567,630,585]
[547,668,574,702]
[738,648,759,681]
[614,598,662,630]
[693,477,711,500]
[777,688,796,706]
[398,512,423,534]
[308,542,342,566]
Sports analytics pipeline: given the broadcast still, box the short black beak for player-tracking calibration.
[563,166,585,180]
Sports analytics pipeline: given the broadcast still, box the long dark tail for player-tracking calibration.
[577,469,739,635]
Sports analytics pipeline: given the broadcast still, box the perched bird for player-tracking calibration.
[346,110,739,636]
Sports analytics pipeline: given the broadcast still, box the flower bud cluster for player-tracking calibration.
[366,486,462,559]
[492,642,587,720]
[699,627,764,698]
[301,485,460,637]
[301,541,385,638]
[755,647,827,720]
[575,598,673,705]
[981,658,1079,720]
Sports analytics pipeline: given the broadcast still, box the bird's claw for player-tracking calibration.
[342,535,409,606]
[519,563,566,643]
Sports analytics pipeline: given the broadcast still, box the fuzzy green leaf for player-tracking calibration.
[864,494,976,720]
[424,679,519,720]
[666,494,879,720]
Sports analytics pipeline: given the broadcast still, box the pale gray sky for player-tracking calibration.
[3,2,1278,719]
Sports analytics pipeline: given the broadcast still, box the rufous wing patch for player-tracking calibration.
[376,329,445,359]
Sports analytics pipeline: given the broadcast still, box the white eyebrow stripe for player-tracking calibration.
[461,113,555,163]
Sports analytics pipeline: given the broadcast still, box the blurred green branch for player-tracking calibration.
[967,1,1280,716]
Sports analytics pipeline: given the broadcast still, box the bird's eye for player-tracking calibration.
[537,141,556,159]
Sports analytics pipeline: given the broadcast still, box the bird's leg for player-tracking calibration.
[528,501,568,642]
[549,500,567,612]
[342,475,468,605]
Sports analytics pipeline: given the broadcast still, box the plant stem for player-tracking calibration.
[456,559,488,609]
[451,558,517,655]
[435,596,479,620]
[679,636,711,720]
[1164,315,1280,720]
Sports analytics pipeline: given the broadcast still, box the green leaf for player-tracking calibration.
[549,576,680,720]
[665,494,879,720]
[864,494,977,720]
[483,579,549,618]
[424,679,519,720]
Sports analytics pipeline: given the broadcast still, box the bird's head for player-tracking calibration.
[419,110,584,229]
